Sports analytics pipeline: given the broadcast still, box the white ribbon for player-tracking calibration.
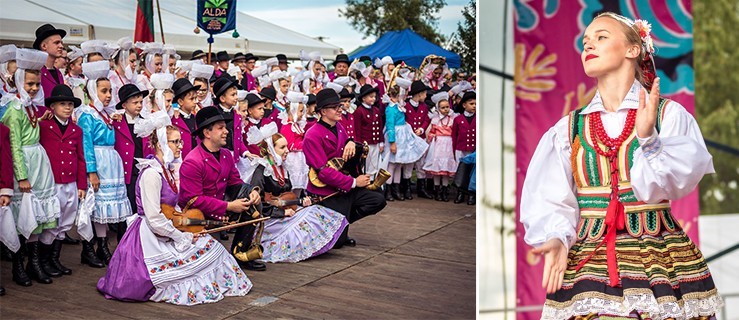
[134,109,173,164]
[246,121,281,166]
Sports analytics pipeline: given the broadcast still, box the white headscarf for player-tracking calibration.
[134,109,174,164]
[246,121,282,166]
[9,49,48,108]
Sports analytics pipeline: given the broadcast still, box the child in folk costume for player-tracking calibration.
[259,86,279,124]
[0,45,18,120]
[162,44,179,76]
[147,73,175,117]
[278,91,309,196]
[269,70,291,131]
[114,82,155,242]
[98,119,252,305]
[404,80,434,199]
[451,91,476,205]
[521,13,722,319]
[1,48,62,285]
[373,56,394,91]
[420,60,450,92]
[304,93,318,132]
[77,61,132,266]
[236,89,248,119]
[64,46,86,104]
[109,37,138,107]
[423,92,457,202]
[39,84,91,276]
[136,42,165,92]
[353,84,384,181]
[212,76,249,163]
[190,64,215,110]
[301,51,329,94]
[237,93,275,182]
[248,123,348,263]
[382,81,429,202]
[170,78,200,161]
[0,121,15,294]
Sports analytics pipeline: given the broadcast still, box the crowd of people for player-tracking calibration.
[0,23,477,305]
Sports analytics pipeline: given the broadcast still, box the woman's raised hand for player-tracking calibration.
[636,77,660,139]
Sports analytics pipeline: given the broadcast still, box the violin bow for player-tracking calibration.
[196,216,271,235]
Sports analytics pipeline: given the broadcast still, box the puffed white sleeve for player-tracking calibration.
[631,101,714,203]
[139,169,193,251]
[520,117,580,249]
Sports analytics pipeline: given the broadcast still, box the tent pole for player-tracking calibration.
[156,0,165,43]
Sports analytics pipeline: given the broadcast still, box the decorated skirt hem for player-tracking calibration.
[542,289,724,320]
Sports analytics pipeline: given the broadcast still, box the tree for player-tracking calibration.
[340,0,447,46]
[448,0,476,72]
[694,0,739,214]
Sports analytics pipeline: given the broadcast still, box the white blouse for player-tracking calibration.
[137,160,193,252]
[520,81,714,249]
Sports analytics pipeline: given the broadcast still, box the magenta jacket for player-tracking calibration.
[40,66,64,99]
[405,100,431,139]
[451,113,476,152]
[113,116,152,184]
[303,122,354,196]
[39,118,87,188]
[178,144,247,220]
[171,115,196,160]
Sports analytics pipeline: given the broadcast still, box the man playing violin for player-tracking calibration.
[303,89,387,248]
[178,106,266,271]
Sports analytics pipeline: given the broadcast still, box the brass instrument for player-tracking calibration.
[366,168,391,191]
[309,141,388,188]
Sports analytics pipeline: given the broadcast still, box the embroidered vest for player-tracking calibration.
[568,98,677,242]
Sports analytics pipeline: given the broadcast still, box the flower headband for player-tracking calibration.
[598,13,658,90]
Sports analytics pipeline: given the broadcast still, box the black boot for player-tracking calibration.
[384,185,394,202]
[50,240,72,275]
[402,179,413,200]
[39,243,62,277]
[96,237,112,265]
[417,178,433,199]
[12,241,31,287]
[390,183,404,201]
[80,240,104,268]
[433,185,442,201]
[441,186,450,202]
[454,189,466,204]
[62,233,80,245]
[26,242,52,284]
[467,192,476,205]
[1,243,12,261]
[116,221,127,243]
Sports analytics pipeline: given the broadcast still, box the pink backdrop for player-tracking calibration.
[513,1,696,319]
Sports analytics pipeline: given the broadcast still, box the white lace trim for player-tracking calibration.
[542,292,724,320]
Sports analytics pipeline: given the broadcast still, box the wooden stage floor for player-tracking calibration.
[0,197,476,319]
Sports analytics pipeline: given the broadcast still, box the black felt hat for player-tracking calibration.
[409,80,430,96]
[359,55,371,65]
[216,51,230,62]
[194,106,226,134]
[276,54,288,63]
[259,86,277,101]
[306,93,316,105]
[315,88,341,111]
[339,88,354,100]
[244,53,259,62]
[33,24,66,50]
[332,54,350,67]
[212,76,241,99]
[172,78,200,103]
[246,93,267,108]
[45,84,81,107]
[231,52,246,62]
[191,49,206,60]
[115,84,149,110]
[460,91,476,105]
[356,84,379,100]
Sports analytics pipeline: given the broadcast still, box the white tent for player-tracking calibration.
[0,0,340,59]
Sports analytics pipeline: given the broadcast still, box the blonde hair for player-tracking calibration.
[594,12,646,84]
[149,125,179,151]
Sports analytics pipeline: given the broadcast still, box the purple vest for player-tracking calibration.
[135,157,178,215]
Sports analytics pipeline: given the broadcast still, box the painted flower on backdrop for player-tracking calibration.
[514,43,557,102]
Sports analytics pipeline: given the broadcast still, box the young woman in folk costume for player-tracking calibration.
[189,63,216,110]
[419,56,451,92]
[63,45,87,105]
[373,56,394,92]
[109,37,139,107]
[520,13,722,319]
[423,91,458,202]
[0,49,61,286]
[97,117,252,305]
[268,70,291,131]
[0,45,18,119]
[76,60,133,266]
[300,50,329,94]
[247,123,348,263]
[381,78,429,202]
[278,91,310,197]
[136,42,165,92]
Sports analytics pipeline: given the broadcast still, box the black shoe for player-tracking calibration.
[402,179,413,200]
[220,231,229,241]
[26,242,52,284]
[467,193,476,205]
[1,244,12,261]
[434,186,442,201]
[50,240,72,275]
[61,233,80,245]
[116,221,127,243]
[0,285,5,296]
[416,179,433,199]
[454,189,466,204]
[12,243,31,287]
[344,237,357,247]
[96,237,112,265]
[390,183,404,201]
[441,186,450,202]
[384,185,394,202]
[39,243,62,278]
[81,240,105,268]
[241,260,266,271]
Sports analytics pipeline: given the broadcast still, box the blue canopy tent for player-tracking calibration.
[349,28,461,68]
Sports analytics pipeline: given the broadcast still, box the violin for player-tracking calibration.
[308,141,370,188]
[263,192,319,210]
[161,197,231,233]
